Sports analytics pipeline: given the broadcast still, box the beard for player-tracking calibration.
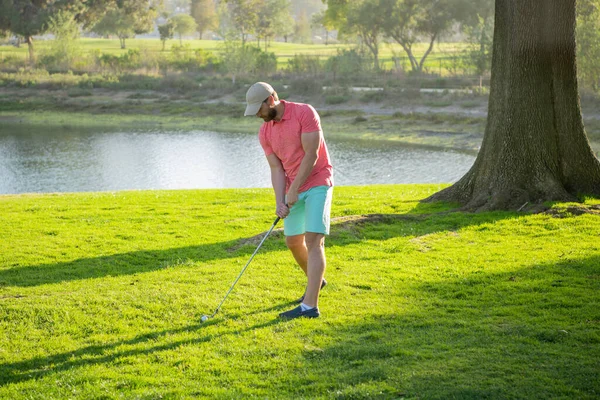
[262,108,277,122]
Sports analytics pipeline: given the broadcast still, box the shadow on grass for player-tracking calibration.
[271,254,600,399]
[1,255,598,396]
[0,315,285,387]
[1,202,524,288]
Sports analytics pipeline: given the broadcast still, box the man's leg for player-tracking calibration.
[302,232,326,308]
[285,234,308,276]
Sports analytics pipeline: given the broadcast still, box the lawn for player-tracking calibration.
[1,185,599,399]
[0,38,469,72]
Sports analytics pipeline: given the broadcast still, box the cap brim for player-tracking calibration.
[244,102,262,116]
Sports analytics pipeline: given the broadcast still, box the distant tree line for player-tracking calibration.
[0,0,599,91]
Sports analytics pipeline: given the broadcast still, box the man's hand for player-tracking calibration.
[276,202,290,219]
[286,188,299,208]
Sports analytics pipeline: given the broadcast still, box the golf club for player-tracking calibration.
[201,215,282,322]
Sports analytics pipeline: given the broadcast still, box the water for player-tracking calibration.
[0,126,475,194]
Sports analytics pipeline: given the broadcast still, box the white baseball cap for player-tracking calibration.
[244,82,274,116]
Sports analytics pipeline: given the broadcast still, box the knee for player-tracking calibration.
[305,233,325,251]
[286,235,305,251]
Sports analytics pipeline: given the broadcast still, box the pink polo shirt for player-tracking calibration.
[258,100,333,193]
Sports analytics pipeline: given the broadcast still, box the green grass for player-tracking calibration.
[1,185,599,399]
[0,38,469,72]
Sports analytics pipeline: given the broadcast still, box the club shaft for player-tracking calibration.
[210,217,280,317]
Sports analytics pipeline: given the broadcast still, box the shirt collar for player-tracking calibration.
[277,100,291,122]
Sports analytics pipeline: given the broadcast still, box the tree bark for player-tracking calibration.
[426,0,600,211]
[418,32,437,72]
[25,36,34,63]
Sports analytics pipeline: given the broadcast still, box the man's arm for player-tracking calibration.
[266,153,289,218]
[287,130,321,206]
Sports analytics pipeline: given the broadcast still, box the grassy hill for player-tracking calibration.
[1,185,599,398]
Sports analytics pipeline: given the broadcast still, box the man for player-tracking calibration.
[244,82,333,319]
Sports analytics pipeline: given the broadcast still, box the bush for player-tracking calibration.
[286,54,322,75]
[38,11,82,72]
[97,49,142,73]
[325,94,350,104]
[325,49,373,82]
[289,77,323,96]
[323,85,351,104]
[255,51,277,75]
[219,41,277,80]
[160,74,199,92]
[168,44,219,72]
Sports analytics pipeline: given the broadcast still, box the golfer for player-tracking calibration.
[244,82,333,319]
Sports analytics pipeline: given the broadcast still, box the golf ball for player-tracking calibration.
[201,315,208,322]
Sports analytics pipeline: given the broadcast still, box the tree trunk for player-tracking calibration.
[25,36,34,63]
[426,0,600,211]
[418,33,437,72]
[397,40,418,72]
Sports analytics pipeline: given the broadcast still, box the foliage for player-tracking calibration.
[461,0,494,76]
[222,0,260,45]
[38,11,82,71]
[379,0,473,73]
[158,22,174,51]
[324,85,351,104]
[170,14,198,45]
[577,0,600,92]
[256,0,294,50]
[190,0,218,39]
[311,11,333,45]
[288,76,323,95]
[325,48,373,82]
[0,0,56,61]
[97,49,142,73]
[219,39,277,81]
[168,44,219,72]
[286,54,322,75]
[293,10,312,43]
[91,0,157,49]
[348,0,387,70]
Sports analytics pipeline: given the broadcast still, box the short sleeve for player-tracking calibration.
[258,125,273,156]
[299,104,321,133]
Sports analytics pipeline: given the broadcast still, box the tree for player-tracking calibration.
[170,14,197,44]
[381,0,465,73]
[256,0,294,50]
[311,10,334,45]
[576,0,600,91]
[190,0,217,39]
[43,10,81,70]
[294,10,311,43]
[454,0,494,76]
[91,0,157,49]
[0,0,54,62]
[426,0,600,211]
[158,21,174,50]
[346,0,385,70]
[223,0,259,45]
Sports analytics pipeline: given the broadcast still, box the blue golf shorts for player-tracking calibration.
[284,185,333,236]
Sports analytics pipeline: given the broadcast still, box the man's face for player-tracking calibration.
[256,97,277,122]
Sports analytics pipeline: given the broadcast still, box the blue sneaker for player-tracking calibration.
[296,279,327,303]
[279,305,320,319]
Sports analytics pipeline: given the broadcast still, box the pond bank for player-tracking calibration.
[1,87,599,154]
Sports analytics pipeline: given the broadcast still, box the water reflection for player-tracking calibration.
[0,125,475,194]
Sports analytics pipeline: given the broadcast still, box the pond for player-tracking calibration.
[0,126,476,194]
